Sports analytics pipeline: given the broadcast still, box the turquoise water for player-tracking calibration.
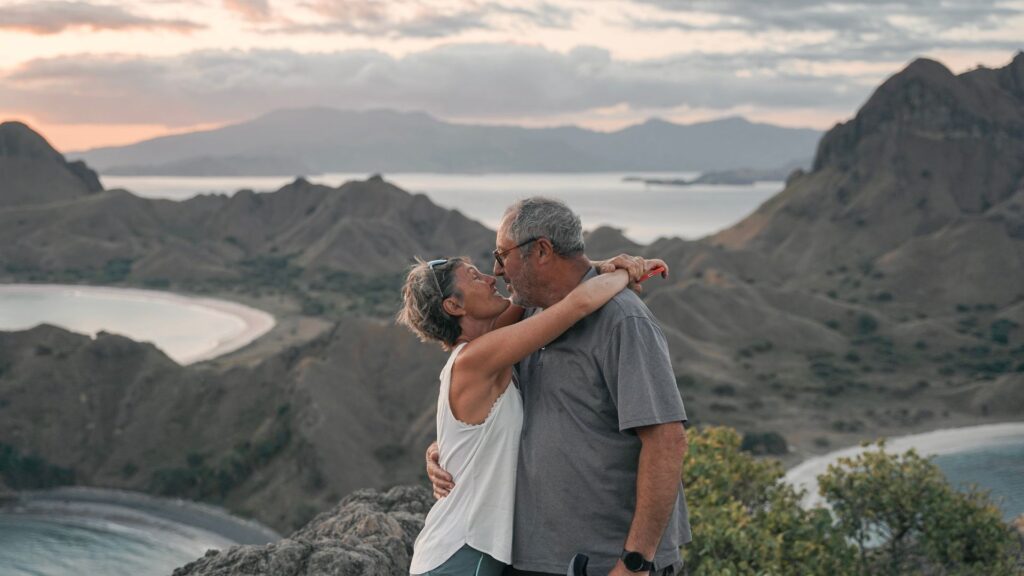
[101,172,782,243]
[0,515,222,576]
[0,489,279,576]
[934,442,1024,521]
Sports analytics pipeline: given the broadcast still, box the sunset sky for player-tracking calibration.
[1,0,1021,151]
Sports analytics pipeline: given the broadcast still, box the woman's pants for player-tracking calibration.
[418,544,507,576]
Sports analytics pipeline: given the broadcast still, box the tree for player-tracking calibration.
[682,427,857,575]
[680,429,1022,575]
[818,441,1021,576]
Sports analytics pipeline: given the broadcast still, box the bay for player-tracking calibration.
[0,488,279,576]
[0,284,275,365]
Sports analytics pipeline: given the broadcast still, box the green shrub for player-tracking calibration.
[681,429,1021,575]
[819,442,1020,575]
[682,428,856,575]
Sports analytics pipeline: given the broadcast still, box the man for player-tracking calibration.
[428,197,690,576]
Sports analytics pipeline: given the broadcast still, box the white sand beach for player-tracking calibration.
[0,284,275,365]
[784,421,1024,509]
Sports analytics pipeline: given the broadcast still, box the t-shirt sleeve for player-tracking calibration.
[601,315,688,432]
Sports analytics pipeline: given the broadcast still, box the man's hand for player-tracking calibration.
[426,441,454,499]
[594,254,669,294]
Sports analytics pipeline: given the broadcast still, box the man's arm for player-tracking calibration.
[611,422,688,575]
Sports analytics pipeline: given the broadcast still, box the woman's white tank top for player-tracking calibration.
[409,343,524,574]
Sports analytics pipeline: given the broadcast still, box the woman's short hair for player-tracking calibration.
[396,256,467,350]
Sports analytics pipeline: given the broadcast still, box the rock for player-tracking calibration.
[172,486,434,576]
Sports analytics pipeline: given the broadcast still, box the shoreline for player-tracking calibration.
[1,486,281,546]
[783,421,1024,509]
[0,283,276,365]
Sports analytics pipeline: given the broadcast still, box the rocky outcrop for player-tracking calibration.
[172,486,433,576]
[0,121,102,207]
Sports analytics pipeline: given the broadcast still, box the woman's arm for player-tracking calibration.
[456,269,630,384]
[490,255,665,331]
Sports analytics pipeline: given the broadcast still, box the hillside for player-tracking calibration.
[586,54,1024,450]
[0,121,102,207]
[0,321,444,531]
[69,108,820,175]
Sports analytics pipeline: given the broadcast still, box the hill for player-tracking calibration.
[587,53,1024,450]
[70,108,820,175]
[0,121,102,207]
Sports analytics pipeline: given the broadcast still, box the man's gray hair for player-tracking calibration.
[504,197,585,258]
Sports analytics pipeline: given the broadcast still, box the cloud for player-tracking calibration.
[224,0,273,22]
[0,1,204,34]
[0,43,871,127]
[627,0,1023,61]
[631,0,1018,32]
[279,0,574,37]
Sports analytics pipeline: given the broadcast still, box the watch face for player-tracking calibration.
[623,551,645,571]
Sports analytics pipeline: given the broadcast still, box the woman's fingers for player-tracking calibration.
[644,258,669,278]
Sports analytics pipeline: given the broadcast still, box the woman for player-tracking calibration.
[397,255,663,576]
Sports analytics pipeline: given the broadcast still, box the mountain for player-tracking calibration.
[709,53,1024,307]
[0,121,102,207]
[0,169,494,294]
[586,54,1024,445]
[70,108,820,175]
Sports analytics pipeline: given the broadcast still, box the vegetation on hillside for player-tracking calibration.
[683,427,1022,575]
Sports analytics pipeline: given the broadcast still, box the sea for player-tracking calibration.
[100,172,784,243]
[0,488,279,576]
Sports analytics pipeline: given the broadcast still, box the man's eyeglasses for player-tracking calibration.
[493,237,540,268]
[426,258,450,298]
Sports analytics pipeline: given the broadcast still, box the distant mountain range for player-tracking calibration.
[69,109,820,175]
[2,52,1023,535]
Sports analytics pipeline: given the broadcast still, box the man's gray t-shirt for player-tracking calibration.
[513,270,691,574]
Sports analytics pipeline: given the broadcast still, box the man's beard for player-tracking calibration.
[508,266,541,308]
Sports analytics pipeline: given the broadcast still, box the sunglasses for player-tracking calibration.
[426,258,451,298]
[493,237,540,268]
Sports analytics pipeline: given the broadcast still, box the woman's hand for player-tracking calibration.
[593,254,669,293]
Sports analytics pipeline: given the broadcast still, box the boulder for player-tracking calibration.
[172,486,434,576]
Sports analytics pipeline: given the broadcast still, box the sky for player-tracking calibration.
[0,0,1021,151]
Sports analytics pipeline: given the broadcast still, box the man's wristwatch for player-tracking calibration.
[620,550,655,572]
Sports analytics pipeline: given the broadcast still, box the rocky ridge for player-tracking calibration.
[173,486,432,576]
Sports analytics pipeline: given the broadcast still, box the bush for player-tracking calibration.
[681,429,1022,575]
[818,442,1020,575]
[740,431,789,455]
[683,427,856,575]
